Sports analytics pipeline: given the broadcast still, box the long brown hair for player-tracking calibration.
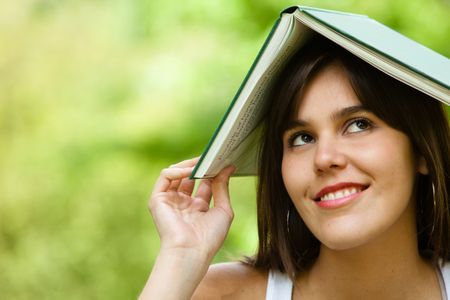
[247,34,450,279]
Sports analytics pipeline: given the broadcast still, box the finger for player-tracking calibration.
[152,166,195,195]
[177,176,196,196]
[190,195,210,212]
[170,156,200,168]
[167,179,181,191]
[195,179,212,204]
[165,157,199,191]
[211,165,236,218]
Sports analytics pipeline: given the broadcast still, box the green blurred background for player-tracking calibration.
[0,0,449,298]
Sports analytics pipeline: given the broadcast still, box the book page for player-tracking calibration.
[206,21,313,176]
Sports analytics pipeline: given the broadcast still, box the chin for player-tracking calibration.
[320,236,369,251]
[315,227,378,251]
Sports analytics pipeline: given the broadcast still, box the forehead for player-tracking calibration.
[295,63,362,121]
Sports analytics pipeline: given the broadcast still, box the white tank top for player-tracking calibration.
[266,263,450,300]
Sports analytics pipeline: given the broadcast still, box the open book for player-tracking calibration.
[191,6,450,179]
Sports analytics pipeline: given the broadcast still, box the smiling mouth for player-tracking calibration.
[314,184,369,202]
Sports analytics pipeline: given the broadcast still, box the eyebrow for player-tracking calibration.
[284,105,368,132]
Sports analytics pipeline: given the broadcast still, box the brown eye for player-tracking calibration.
[346,118,372,134]
[290,133,315,147]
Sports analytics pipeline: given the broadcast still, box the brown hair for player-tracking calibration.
[246,34,450,279]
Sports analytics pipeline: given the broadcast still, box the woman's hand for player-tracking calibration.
[139,158,236,300]
[149,157,236,261]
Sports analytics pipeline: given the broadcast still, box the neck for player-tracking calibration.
[298,203,439,299]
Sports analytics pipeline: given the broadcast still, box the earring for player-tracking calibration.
[431,182,436,236]
[286,208,291,233]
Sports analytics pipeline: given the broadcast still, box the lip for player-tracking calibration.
[313,182,368,209]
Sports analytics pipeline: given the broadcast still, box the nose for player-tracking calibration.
[313,136,348,174]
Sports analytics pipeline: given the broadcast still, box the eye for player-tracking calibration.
[345,118,372,134]
[289,132,315,147]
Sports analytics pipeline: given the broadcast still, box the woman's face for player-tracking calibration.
[281,63,427,250]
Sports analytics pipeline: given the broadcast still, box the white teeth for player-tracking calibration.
[320,187,362,201]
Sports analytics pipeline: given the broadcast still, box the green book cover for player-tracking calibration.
[191,6,450,179]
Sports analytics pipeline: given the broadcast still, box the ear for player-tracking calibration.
[417,156,429,175]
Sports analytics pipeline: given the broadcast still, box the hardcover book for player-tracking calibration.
[191,6,450,179]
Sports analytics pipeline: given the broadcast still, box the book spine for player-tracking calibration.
[191,15,284,179]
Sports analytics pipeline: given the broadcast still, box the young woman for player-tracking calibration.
[140,34,450,299]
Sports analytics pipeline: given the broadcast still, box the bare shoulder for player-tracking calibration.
[192,262,268,300]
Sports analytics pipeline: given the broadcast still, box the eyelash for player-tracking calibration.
[287,131,314,147]
[287,117,373,147]
[345,117,373,133]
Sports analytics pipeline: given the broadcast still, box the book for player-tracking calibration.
[191,5,450,179]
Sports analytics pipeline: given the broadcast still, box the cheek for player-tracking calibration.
[281,154,310,200]
[347,128,417,176]
[365,142,417,211]
[281,158,294,196]
[357,137,417,182]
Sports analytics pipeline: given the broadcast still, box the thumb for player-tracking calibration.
[210,165,236,219]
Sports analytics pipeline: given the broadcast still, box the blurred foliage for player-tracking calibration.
[0,0,449,298]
